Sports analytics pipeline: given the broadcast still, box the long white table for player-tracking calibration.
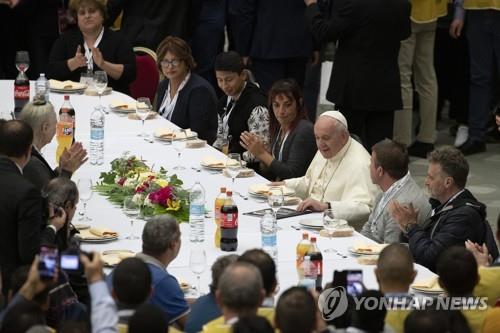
[0,81,435,296]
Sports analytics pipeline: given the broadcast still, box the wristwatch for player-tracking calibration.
[326,202,331,210]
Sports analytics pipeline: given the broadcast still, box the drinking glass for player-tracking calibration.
[77,178,93,221]
[123,196,140,240]
[189,248,207,297]
[93,71,108,111]
[323,209,337,253]
[267,186,284,219]
[225,153,242,184]
[172,139,186,170]
[136,97,151,137]
[15,51,30,73]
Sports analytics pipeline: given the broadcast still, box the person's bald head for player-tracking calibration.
[216,262,265,315]
[314,114,349,159]
[375,244,416,293]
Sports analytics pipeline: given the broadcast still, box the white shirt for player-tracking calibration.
[159,72,191,120]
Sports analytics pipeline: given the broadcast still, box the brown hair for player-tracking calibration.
[268,79,308,139]
[428,146,469,188]
[371,139,409,180]
[156,36,196,71]
[69,0,107,21]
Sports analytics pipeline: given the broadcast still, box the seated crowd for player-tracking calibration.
[1,0,500,332]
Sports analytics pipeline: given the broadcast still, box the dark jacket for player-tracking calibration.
[407,189,491,272]
[47,28,136,94]
[268,119,317,180]
[23,149,71,191]
[235,0,314,59]
[106,0,202,50]
[155,73,218,144]
[305,0,410,111]
[216,81,267,155]
[0,157,56,295]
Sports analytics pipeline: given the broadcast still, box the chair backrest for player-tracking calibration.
[130,47,160,103]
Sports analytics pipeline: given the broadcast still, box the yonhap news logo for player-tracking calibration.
[318,287,489,320]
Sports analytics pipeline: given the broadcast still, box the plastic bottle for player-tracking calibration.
[13,64,30,118]
[214,187,227,248]
[221,191,238,251]
[308,237,323,290]
[298,256,317,290]
[260,210,277,261]
[55,112,74,163]
[89,107,104,165]
[35,73,49,103]
[296,233,311,279]
[189,181,206,243]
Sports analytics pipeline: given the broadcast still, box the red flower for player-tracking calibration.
[148,186,174,207]
[117,177,126,186]
[135,186,146,193]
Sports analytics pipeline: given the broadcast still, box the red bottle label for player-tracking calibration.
[221,213,238,228]
[14,85,30,100]
[311,259,323,276]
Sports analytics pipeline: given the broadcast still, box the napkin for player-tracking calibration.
[352,242,388,253]
[154,128,193,139]
[109,100,148,110]
[249,184,294,196]
[412,277,443,291]
[201,156,226,167]
[223,168,254,178]
[186,139,206,149]
[89,227,118,238]
[49,79,86,90]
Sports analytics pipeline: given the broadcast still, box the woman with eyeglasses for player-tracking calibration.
[47,0,136,94]
[155,36,218,144]
[240,79,317,180]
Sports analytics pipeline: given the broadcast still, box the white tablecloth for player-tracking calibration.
[0,80,435,295]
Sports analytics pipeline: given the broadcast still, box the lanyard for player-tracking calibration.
[222,98,235,138]
[272,128,290,162]
[83,27,104,71]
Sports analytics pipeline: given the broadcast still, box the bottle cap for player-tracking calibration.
[227,191,232,196]
[304,255,310,260]
[64,95,69,100]
[310,237,317,242]
[302,233,309,239]
[220,187,226,193]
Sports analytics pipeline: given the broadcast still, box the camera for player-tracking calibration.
[39,239,93,276]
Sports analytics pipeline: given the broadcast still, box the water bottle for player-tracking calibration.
[299,256,317,290]
[35,73,49,103]
[189,181,205,242]
[90,107,104,165]
[260,210,277,261]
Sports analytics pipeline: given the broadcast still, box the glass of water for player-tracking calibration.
[77,178,93,221]
[93,70,108,111]
[189,247,207,297]
[323,209,337,253]
[172,138,186,170]
[136,97,151,137]
[123,196,140,240]
[267,186,284,219]
[225,153,242,184]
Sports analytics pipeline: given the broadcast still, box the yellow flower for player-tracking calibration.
[155,179,169,187]
[166,199,181,211]
[138,172,156,181]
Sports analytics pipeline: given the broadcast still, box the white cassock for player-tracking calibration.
[285,137,380,223]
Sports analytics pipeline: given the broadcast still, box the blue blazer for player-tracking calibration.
[155,73,218,144]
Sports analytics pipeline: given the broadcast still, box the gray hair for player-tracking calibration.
[142,215,180,256]
[19,101,56,134]
[210,254,239,293]
[218,262,263,312]
[42,177,78,208]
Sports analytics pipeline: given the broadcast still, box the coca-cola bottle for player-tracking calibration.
[13,51,31,118]
[307,237,323,290]
[220,191,238,251]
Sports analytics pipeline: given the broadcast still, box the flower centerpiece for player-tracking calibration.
[94,153,189,221]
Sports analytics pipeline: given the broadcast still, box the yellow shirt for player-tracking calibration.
[463,0,500,10]
[482,308,500,333]
[117,324,182,333]
[202,308,275,333]
[410,0,448,23]
[462,308,489,333]
[474,266,500,307]
[385,310,411,333]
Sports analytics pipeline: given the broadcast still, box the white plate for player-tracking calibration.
[78,235,119,243]
[73,223,90,230]
[110,106,136,113]
[154,130,198,141]
[410,286,444,295]
[200,160,247,171]
[50,88,86,94]
[299,218,323,229]
[248,185,295,198]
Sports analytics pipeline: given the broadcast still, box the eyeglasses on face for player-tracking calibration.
[160,59,181,68]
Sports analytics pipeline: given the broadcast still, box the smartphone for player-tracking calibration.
[60,250,80,271]
[346,270,364,297]
[39,245,58,280]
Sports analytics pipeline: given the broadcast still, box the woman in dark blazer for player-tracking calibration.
[240,79,317,180]
[154,36,218,144]
[47,0,136,94]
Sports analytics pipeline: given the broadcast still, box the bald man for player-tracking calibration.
[288,111,380,223]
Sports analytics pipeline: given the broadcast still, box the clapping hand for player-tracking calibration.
[59,142,89,173]
[91,46,105,68]
[389,200,418,232]
[67,45,87,71]
[240,131,267,158]
[465,240,492,267]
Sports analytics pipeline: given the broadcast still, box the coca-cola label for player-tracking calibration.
[14,85,30,100]
[311,259,323,276]
[221,212,238,228]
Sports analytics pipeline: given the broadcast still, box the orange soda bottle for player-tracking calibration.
[296,233,311,279]
[55,112,73,162]
[214,187,227,248]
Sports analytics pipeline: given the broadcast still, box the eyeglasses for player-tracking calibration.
[160,59,181,68]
